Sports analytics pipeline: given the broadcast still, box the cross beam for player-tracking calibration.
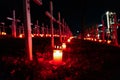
[45,11,56,22]
[46,11,63,43]
[45,1,55,48]
[33,0,42,6]
[21,0,42,61]
[7,17,20,22]
[45,1,72,45]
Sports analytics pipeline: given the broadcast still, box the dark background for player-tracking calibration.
[0,0,120,35]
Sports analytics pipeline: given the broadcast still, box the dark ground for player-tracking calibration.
[0,35,120,80]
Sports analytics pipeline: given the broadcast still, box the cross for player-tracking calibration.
[7,10,20,37]
[23,0,42,61]
[45,1,55,48]
[0,22,5,32]
[33,20,40,35]
[46,1,69,47]
[46,8,71,44]
[111,13,120,46]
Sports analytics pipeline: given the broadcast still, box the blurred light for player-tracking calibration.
[31,34,34,37]
[77,30,79,33]
[91,38,93,41]
[36,34,39,36]
[98,39,102,42]
[54,34,59,37]
[56,46,59,49]
[94,38,97,41]
[67,39,71,42]
[19,34,23,38]
[46,34,51,37]
[98,24,103,27]
[84,38,86,40]
[2,32,6,35]
[70,36,74,39]
[40,34,44,37]
[54,45,62,49]
[107,40,111,44]
[87,34,90,37]
[97,34,100,38]
[106,11,109,15]
[67,36,74,43]
[62,43,66,49]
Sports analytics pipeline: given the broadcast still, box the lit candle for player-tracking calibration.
[62,43,66,49]
[53,50,62,64]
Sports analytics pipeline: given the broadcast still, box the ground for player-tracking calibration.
[0,36,120,80]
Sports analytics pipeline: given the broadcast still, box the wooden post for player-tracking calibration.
[102,19,105,42]
[58,12,62,43]
[41,23,45,35]
[36,20,40,34]
[62,18,65,42]
[0,28,1,34]
[50,1,54,48]
[12,10,16,37]
[46,25,48,34]
[113,13,118,46]
[23,0,33,61]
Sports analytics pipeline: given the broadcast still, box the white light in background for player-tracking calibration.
[77,30,79,33]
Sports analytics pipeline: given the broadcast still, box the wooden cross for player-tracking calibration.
[7,10,20,37]
[45,1,55,48]
[111,13,120,46]
[22,0,42,61]
[0,22,5,33]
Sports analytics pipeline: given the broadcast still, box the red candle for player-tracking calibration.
[53,50,62,64]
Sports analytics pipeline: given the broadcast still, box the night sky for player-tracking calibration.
[0,0,120,35]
